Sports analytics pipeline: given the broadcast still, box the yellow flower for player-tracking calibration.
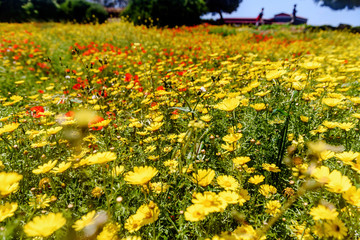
[0,202,18,222]
[214,97,240,112]
[322,98,342,107]
[266,70,286,80]
[112,165,125,177]
[292,81,305,90]
[324,218,348,239]
[262,163,281,173]
[184,204,206,222]
[218,191,239,204]
[192,191,227,214]
[124,166,158,185]
[0,172,23,196]
[259,184,277,198]
[51,162,72,174]
[86,152,117,165]
[24,212,66,237]
[337,122,355,131]
[302,61,321,70]
[250,103,266,111]
[90,119,111,128]
[143,182,169,194]
[192,169,215,187]
[29,194,51,209]
[216,175,240,191]
[46,126,63,135]
[248,175,265,185]
[32,160,58,174]
[265,200,281,215]
[311,166,331,184]
[136,201,160,226]
[342,186,360,207]
[97,222,121,240]
[124,215,143,233]
[31,141,50,148]
[335,151,359,164]
[231,224,262,239]
[200,114,212,122]
[221,142,237,152]
[322,120,339,129]
[91,187,104,198]
[145,122,163,131]
[238,188,251,206]
[222,133,242,144]
[232,156,251,165]
[326,170,352,193]
[188,120,206,129]
[72,210,98,231]
[9,95,23,102]
[310,204,338,220]
[300,116,309,122]
[319,150,335,161]
[0,123,20,135]
[163,160,178,174]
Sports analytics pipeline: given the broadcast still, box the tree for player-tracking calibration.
[122,0,207,27]
[23,0,61,21]
[0,0,27,22]
[205,0,242,23]
[314,0,360,10]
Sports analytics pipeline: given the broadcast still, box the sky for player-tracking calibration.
[202,0,360,26]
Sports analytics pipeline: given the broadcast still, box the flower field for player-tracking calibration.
[0,21,360,239]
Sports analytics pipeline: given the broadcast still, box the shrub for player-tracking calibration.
[60,0,108,23]
[122,0,207,27]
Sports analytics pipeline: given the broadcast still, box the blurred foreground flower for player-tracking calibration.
[24,212,66,237]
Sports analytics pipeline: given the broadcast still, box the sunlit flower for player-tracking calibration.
[112,165,125,177]
[184,204,206,222]
[86,151,117,165]
[232,156,251,166]
[192,191,227,214]
[124,166,158,185]
[217,175,240,191]
[51,162,72,174]
[192,169,215,187]
[0,172,23,196]
[310,204,338,221]
[73,211,98,231]
[97,222,121,240]
[32,160,58,174]
[214,97,240,112]
[326,170,352,193]
[324,218,348,239]
[265,200,281,215]
[24,212,66,237]
[0,202,18,222]
[259,184,277,198]
[29,194,51,209]
[262,163,281,173]
[248,175,265,185]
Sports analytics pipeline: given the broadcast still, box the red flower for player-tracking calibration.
[156,86,164,91]
[30,106,44,118]
[88,115,104,131]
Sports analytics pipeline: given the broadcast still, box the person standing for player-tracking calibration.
[291,4,297,24]
[256,8,264,26]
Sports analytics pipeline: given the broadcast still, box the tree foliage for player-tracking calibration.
[122,0,208,27]
[314,0,360,10]
[0,0,108,23]
[0,0,28,22]
[205,0,242,22]
[206,0,242,14]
